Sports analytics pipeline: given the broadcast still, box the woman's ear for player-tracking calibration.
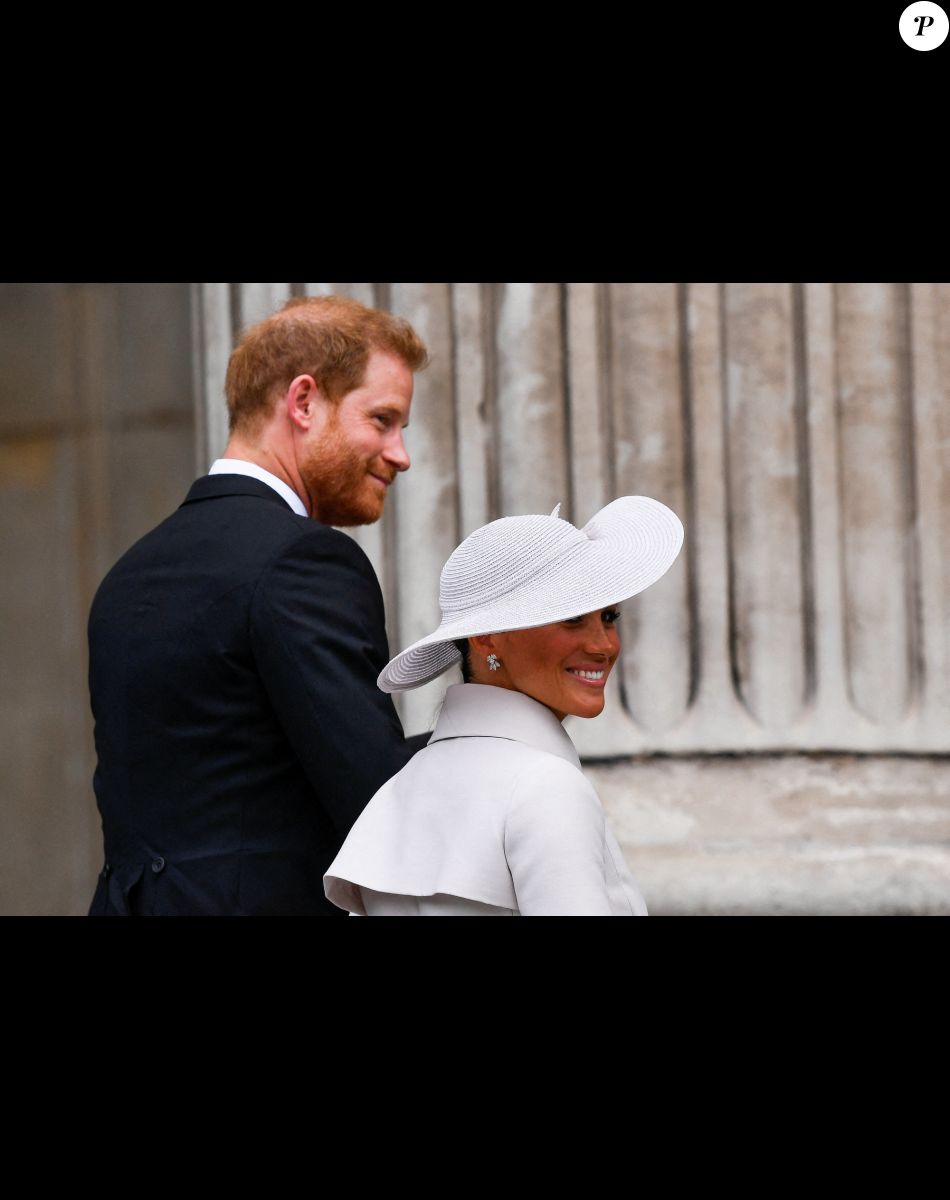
[469,633,496,655]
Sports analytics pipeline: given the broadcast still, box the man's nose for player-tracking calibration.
[385,432,411,473]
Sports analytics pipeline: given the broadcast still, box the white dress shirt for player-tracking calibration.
[208,458,308,517]
[324,683,648,916]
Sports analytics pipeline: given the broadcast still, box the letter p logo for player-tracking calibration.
[900,2,948,48]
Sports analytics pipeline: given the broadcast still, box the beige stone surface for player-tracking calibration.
[836,284,916,726]
[723,282,807,731]
[589,754,950,915]
[607,283,692,735]
[496,283,568,515]
[0,283,195,916]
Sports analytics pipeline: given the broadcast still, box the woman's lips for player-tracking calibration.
[565,667,608,687]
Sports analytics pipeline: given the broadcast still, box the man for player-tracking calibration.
[87,295,429,915]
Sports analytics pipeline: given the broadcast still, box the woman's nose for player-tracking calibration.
[584,622,617,656]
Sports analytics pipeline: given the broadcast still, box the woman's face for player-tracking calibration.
[488,606,622,721]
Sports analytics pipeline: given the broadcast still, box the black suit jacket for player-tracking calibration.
[87,474,423,915]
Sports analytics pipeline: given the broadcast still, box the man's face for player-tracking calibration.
[300,350,414,526]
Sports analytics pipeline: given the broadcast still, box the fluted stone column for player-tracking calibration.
[192,283,950,755]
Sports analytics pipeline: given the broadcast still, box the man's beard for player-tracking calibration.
[300,421,393,527]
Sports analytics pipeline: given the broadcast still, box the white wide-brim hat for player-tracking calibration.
[378,496,685,694]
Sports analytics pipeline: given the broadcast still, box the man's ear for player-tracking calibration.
[286,375,323,430]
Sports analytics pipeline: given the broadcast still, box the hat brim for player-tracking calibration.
[378,496,684,693]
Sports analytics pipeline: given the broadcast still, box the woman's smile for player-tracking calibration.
[565,665,608,684]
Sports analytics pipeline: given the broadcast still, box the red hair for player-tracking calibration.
[225,295,429,434]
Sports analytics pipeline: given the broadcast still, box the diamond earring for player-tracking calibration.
[487,653,500,672]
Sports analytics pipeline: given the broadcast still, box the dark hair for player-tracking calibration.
[453,638,472,682]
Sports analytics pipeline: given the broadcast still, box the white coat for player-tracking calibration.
[324,683,648,916]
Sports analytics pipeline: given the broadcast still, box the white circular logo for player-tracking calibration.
[899,2,948,48]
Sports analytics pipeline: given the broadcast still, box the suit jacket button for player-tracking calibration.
[102,863,111,878]
[151,856,166,873]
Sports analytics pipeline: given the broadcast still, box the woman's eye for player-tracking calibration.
[603,609,621,625]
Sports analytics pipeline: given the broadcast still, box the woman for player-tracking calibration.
[324,496,684,916]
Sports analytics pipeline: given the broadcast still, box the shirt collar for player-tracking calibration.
[208,458,308,517]
[429,683,581,769]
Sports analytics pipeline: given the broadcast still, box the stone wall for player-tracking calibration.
[592,754,950,915]
[0,283,196,915]
[197,284,950,755]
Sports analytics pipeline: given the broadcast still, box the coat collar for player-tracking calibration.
[429,683,581,769]
[180,474,298,511]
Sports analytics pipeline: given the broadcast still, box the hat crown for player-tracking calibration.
[439,513,583,620]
